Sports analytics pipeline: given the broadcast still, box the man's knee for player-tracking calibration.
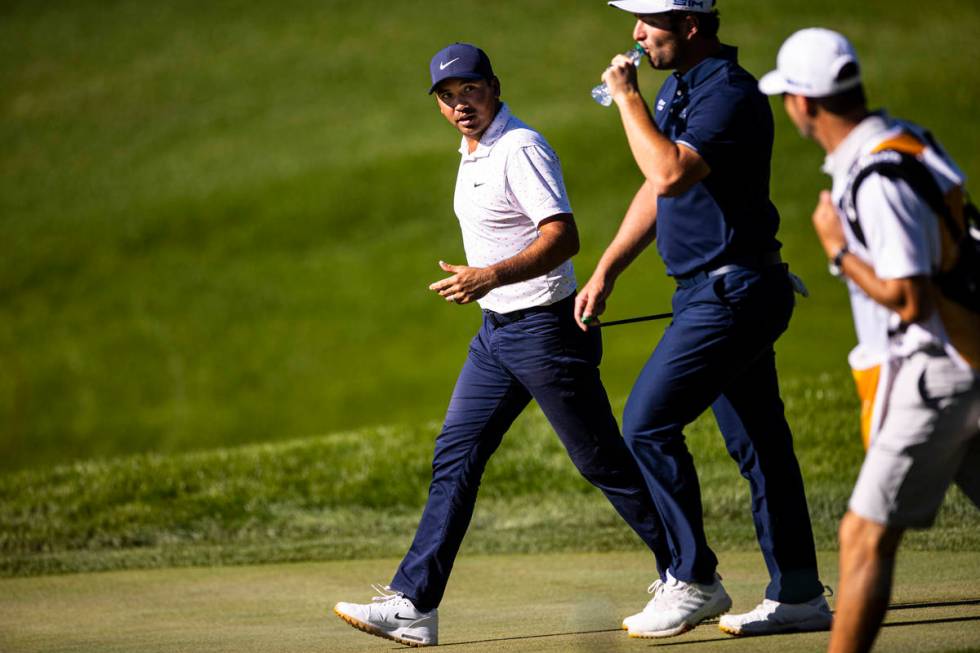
[839,511,903,559]
[621,400,645,451]
[621,396,675,450]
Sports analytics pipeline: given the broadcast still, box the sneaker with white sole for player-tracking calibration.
[718,594,832,636]
[622,578,664,630]
[333,584,438,647]
[626,571,732,638]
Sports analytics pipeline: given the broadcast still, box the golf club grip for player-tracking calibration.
[594,312,673,328]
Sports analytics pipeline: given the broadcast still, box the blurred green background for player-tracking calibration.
[2,0,978,472]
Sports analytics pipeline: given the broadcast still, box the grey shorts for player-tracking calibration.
[849,350,980,528]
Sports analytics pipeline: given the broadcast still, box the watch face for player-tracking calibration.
[829,245,848,279]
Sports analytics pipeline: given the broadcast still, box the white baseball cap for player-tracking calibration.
[608,0,716,14]
[758,28,862,98]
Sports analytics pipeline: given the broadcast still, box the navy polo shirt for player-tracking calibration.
[653,45,781,277]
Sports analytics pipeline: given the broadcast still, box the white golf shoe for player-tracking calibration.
[333,584,438,647]
[719,594,832,636]
[625,571,732,638]
[621,578,664,630]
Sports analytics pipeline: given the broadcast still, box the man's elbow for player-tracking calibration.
[649,170,689,198]
[647,147,708,197]
[543,215,579,259]
[895,285,934,324]
[565,228,580,258]
[896,302,932,324]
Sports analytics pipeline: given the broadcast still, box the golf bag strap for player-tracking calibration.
[840,135,961,250]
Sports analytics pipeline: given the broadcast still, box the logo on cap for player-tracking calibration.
[757,28,862,98]
[428,43,495,94]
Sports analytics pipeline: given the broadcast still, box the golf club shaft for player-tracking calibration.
[593,312,673,328]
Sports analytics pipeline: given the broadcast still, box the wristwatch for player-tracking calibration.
[828,244,849,278]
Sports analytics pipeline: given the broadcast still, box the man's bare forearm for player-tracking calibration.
[616,93,690,192]
[489,215,579,286]
[430,215,579,304]
[839,254,933,324]
[604,56,709,197]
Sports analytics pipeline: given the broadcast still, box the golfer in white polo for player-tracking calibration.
[332,42,670,648]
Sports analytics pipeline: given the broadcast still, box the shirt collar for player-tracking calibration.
[821,110,891,176]
[458,102,511,159]
[674,44,737,91]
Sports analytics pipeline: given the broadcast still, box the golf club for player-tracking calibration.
[584,311,673,328]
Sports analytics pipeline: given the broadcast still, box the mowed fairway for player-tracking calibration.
[2,551,979,653]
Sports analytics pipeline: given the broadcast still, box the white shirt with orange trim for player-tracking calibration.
[823,112,968,371]
[452,103,576,314]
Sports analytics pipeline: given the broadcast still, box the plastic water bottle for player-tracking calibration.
[591,43,646,107]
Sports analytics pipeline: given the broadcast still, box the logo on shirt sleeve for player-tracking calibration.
[657,98,667,112]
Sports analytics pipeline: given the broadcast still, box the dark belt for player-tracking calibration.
[674,251,784,289]
[483,293,574,328]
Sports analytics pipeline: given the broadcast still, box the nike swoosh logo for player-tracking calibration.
[394,613,417,621]
[439,58,460,70]
[473,182,486,187]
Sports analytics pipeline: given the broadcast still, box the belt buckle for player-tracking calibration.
[484,310,503,328]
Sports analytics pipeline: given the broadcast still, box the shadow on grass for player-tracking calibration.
[433,599,980,649]
[439,627,622,648]
[889,598,980,611]
[883,615,980,628]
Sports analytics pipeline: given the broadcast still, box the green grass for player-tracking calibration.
[3,551,980,652]
[2,0,980,471]
[3,373,977,577]
[1,0,978,589]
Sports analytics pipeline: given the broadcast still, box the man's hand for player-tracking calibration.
[811,190,933,323]
[429,261,498,305]
[812,190,846,259]
[603,53,641,103]
[574,273,615,331]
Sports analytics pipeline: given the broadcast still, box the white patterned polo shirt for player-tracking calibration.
[452,103,576,314]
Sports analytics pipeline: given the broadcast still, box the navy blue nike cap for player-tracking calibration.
[428,43,495,94]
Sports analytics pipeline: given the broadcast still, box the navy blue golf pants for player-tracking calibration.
[622,266,823,603]
[390,295,670,611]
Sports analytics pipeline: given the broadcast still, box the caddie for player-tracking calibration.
[759,27,980,653]
[333,42,672,648]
